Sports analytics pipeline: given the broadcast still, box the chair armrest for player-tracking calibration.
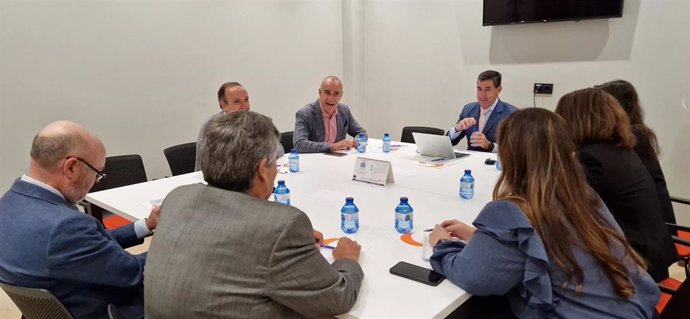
[667,222,690,233]
[671,196,690,206]
[671,235,690,248]
[659,284,676,294]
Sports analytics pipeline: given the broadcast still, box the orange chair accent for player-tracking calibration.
[103,215,132,229]
[675,230,690,257]
[657,292,671,315]
[656,196,690,317]
[657,278,682,314]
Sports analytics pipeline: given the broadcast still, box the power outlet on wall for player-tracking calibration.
[533,83,554,94]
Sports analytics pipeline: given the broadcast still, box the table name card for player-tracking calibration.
[352,157,395,186]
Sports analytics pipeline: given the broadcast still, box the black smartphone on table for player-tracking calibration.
[389,261,445,286]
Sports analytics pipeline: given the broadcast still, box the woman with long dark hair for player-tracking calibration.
[596,79,675,225]
[555,88,676,282]
[429,108,659,318]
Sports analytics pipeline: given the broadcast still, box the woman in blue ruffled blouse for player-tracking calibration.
[429,108,660,318]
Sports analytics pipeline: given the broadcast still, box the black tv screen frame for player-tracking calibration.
[483,0,624,26]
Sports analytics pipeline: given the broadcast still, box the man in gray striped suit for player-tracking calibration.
[145,112,363,318]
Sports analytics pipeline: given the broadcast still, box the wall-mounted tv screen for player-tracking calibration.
[483,0,624,26]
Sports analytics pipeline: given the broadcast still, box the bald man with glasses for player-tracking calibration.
[0,120,159,319]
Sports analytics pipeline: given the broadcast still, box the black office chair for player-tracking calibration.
[163,142,196,176]
[280,131,294,153]
[668,196,690,278]
[82,154,148,224]
[400,126,445,144]
[657,195,690,317]
[0,282,73,319]
[661,276,690,319]
[107,304,126,319]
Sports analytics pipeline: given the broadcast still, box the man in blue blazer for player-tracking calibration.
[293,76,367,153]
[0,121,160,319]
[447,70,518,152]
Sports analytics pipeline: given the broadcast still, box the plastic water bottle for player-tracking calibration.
[273,180,290,205]
[496,155,502,171]
[394,197,414,233]
[382,133,391,153]
[356,133,367,153]
[459,170,475,199]
[288,149,299,173]
[340,197,359,234]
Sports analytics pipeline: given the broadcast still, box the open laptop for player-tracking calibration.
[412,132,470,160]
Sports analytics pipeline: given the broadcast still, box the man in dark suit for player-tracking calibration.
[145,112,363,318]
[293,76,367,153]
[194,82,284,170]
[447,70,518,152]
[0,121,159,319]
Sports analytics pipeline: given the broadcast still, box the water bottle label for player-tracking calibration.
[357,142,366,153]
[460,182,474,199]
[395,212,413,232]
[289,160,299,172]
[383,141,391,153]
[342,213,359,231]
[274,193,290,205]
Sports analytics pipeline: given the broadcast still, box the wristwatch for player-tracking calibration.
[488,141,495,151]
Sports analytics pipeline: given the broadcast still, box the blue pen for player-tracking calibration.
[430,158,445,162]
[320,244,336,249]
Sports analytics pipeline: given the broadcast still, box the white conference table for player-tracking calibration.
[86,139,501,319]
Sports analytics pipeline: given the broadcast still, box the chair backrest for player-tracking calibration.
[400,126,445,144]
[163,142,197,176]
[280,131,294,153]
[661,277,690,319]
[0,282,73,319]
[668,195,690,278]
[107,304,126,319]
[89,155,148,193]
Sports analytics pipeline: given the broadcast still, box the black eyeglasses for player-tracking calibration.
[71,157,107,183]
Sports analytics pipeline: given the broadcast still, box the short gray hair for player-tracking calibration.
[200,111,279,192]
[30,132,86,169]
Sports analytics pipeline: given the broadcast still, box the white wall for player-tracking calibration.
[359,0,690,223]
[1,0,689,222]
[0,0,342,189]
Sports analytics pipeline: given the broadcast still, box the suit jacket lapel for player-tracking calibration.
[311,101,325,141]
[482,100,504,134]
[469,104,481,133]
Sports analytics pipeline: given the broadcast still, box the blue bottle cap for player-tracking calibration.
[464,169,471,174]
[345,197,354,202]
[400,196,408,202]
[277,180,286,185]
